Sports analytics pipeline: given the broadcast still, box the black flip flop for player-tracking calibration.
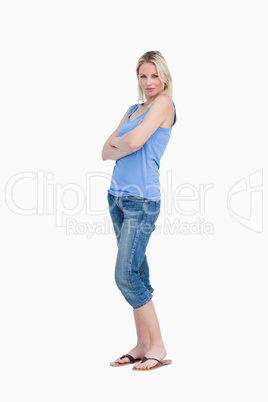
[110,354,141,367]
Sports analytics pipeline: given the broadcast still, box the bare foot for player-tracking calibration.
[133,343,167,369]
[115,344,149,364]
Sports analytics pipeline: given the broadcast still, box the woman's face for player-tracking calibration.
[138,62,164,100]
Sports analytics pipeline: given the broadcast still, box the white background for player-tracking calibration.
[1,1,267,401]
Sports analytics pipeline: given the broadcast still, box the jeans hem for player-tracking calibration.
[132,294,153,310]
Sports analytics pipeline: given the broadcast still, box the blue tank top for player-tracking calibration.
[107,100,177,201]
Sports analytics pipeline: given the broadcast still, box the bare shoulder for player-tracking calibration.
[153,94,173,109]
[150,95,174,128]
[120,104,134,122]
[126,104,133,113]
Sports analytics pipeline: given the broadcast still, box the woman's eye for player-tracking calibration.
[153,75,158,78]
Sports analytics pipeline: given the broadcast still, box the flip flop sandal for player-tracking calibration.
[132,356,172,371]
[110,354,141,367]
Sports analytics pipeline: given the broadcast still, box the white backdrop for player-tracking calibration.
[1,1,267,401]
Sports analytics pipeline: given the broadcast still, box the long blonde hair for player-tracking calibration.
[136,50,173,103]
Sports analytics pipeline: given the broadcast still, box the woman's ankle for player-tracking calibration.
[136,341,150,350]
[149,340,165,349]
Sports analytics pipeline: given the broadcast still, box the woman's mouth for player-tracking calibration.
[146,88,155,91]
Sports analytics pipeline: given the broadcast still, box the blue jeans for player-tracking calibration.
[107,193,161,309]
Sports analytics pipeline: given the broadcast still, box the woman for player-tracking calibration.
[101,50,177,371]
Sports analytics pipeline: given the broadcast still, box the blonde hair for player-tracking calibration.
[136,50,173,103]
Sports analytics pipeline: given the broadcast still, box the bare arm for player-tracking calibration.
[102,143,133,161]
[101,106,142,161]
[111,95,173,151]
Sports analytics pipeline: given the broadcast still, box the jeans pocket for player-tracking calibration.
[126,196,148,202]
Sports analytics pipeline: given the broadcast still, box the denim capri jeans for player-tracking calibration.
[107,193,161,309]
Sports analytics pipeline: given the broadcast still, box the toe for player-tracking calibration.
[115,357,126,364]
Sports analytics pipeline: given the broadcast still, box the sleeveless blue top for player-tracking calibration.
[107,101,177,201]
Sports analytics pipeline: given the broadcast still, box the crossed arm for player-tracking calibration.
[101,106,141,161]
[101,95,172,161]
